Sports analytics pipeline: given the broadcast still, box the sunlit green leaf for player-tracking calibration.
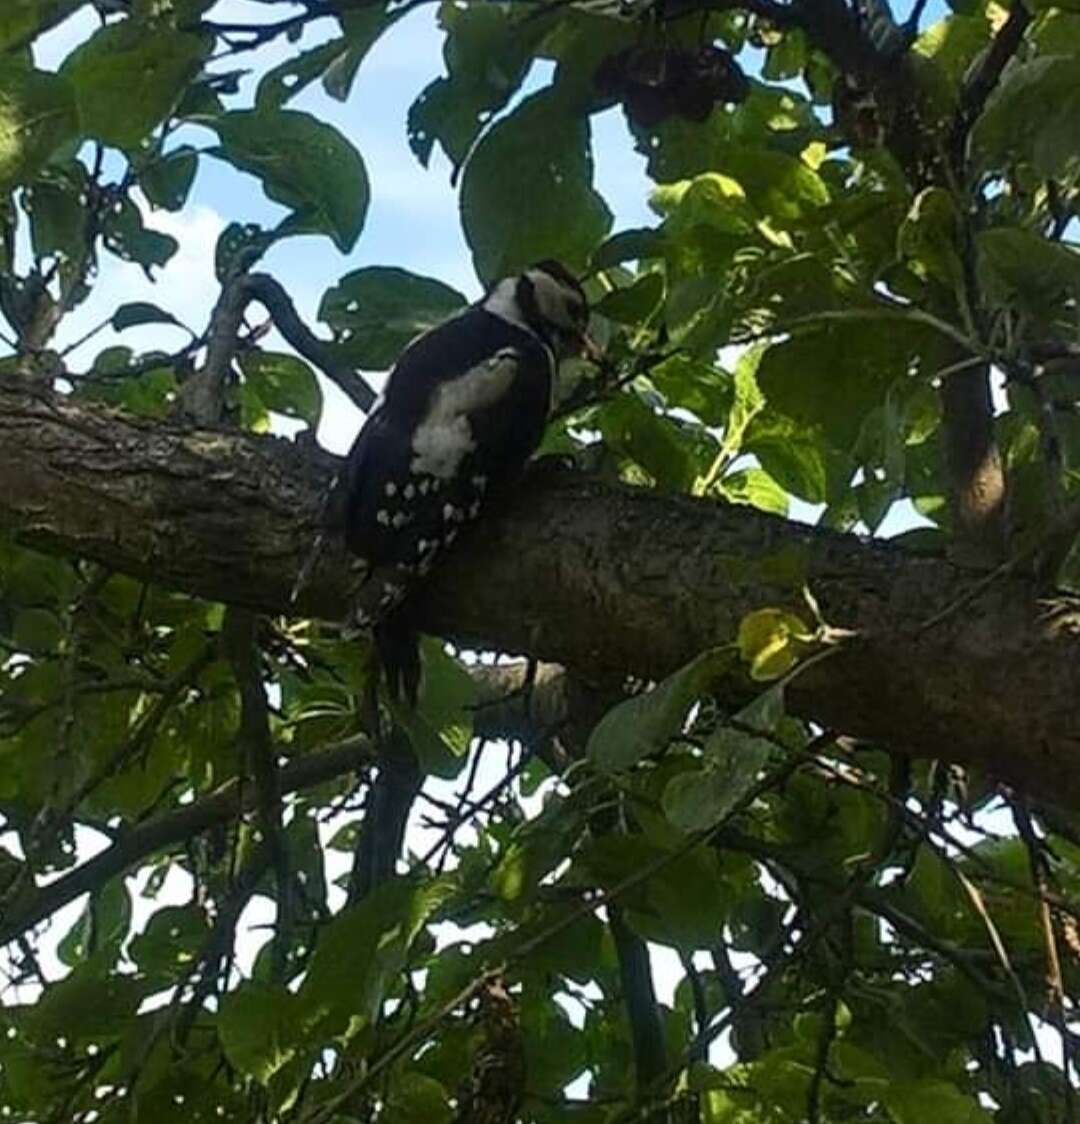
[0,67,77,190]
[737,607,812,681]
[238,350,322,428]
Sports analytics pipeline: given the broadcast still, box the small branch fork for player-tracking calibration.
[179,272,377,419]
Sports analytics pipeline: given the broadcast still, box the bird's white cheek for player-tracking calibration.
[410,416,476,479]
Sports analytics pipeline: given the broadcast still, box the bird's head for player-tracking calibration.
[485,260,600,363]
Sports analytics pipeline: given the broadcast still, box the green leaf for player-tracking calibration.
[256,38,349,110]
[102,196,178,271]
[25,169,86,262]
[389,640,477,778]
[757,321,928,451]
[56,878,131,967]
[649,353,732,427]
[662,728,772,831]
[238,351,322,428]
[128,904,211,977]
[713,146,829,227]
[28,963,153,1042]
[112,302,182,332]
[324,5,407,101]
[1034,10,1080,53]
[588,647,735,771]
[0,68,78,190]
[913,15,992,87]
[214,221,277,283]
[211,109,370,253]
[898,187,965,291]
[737,607,812,681]
[460,89,612,283]
[591,226,667,270]
[634,843,729,948]
[61,22,207,149]
[406,4,547,169]
[319,266,466,369]
[117,367,178,419]
[971,55,1080,178]
[978,227,1080,312]
[384,1072,453,1124]
[217,982,305,1084]
[594,271,664,324]
[718,466,789,515]
[300,875,453,1035]
[884,1080,992,1124]
[598,392,697,490]
[12,608,62,654]
[0,1,84,54]
[746,413,847,504]
[140,145,198,212]
[763,29,807,80]
[653,171,757,242]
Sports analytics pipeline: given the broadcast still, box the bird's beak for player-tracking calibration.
[579,331,604,365]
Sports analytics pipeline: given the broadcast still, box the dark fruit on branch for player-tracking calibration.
[594,44,750,128]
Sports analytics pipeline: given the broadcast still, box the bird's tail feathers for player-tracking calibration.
[374,611,421,707]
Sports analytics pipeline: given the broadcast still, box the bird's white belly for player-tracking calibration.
[408,350,518,479]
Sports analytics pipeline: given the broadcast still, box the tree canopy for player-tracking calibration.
[0,0,1078,1122]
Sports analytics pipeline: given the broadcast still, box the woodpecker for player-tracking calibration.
[322,260,594,703]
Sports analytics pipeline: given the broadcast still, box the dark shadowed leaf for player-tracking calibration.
[299,875,454,1035]
[406,4,548,169]
[319,266,467,369]
[218,982,307,1085]
[102,197,178,272]
[460,89,612,282]
[588,648,735,770]
[111,302,183,332]
[389,640,476,778]
[971,55,1080,178]
[140,145,198,212]
[61,22,207,149]
[211,109,369,253]
[662,728,772,831]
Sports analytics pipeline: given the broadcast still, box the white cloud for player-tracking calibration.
[56,200,226,361]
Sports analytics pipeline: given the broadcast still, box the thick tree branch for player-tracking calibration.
[0,379,1078,807]
[954,0,1031,141]
[243,273,376,413]
[941,362,1008,566]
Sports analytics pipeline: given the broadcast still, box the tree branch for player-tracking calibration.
[955,0,1031,139]
[0,735,372,947]
[940,361,1008,566]
[1,378,1078,807]
[244,273,376,413]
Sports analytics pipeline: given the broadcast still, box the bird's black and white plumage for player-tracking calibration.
[327,260,592,702]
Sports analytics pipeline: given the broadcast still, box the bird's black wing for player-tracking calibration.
[336,308,554,700]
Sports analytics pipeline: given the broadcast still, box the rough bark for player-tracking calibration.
[1,377,1078,807]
